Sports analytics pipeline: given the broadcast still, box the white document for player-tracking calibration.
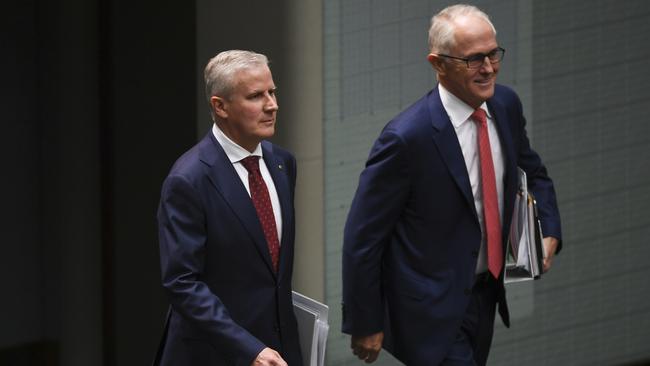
[292,291,329,366]
[505,168,545,284]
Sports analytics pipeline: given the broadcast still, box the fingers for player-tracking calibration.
[352,345,379,363]
[543,256,553,273]
[365,348,380,363]
[272,358,288,366]
[350,332,384,363]
[252,348,287,366]
[542,236,558,273]
[269,354,288,366]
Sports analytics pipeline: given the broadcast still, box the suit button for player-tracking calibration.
[464,288,472,296]
[273,325,280,332]
[471,250,478,258]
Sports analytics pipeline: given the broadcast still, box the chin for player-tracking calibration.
[473,88,495,103]
[259,126,275,139]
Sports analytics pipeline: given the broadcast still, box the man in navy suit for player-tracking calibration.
[342,5,562,366]
[155,50,302,366]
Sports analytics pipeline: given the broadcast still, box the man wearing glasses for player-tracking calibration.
[342,4,562,366]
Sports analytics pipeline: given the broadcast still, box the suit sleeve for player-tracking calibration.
[158,174,265,366]
[342,129,410,336]
[512,96,563,253]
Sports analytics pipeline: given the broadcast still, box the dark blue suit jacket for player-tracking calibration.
[342,85,562,365]
[155,132,302,366]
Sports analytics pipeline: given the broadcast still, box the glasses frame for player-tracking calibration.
[436,47,506,69]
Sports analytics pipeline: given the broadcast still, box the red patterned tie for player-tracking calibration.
[472,108,503,279]
[240,156,280,272]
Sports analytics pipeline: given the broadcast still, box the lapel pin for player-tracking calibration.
[278,164,283,170]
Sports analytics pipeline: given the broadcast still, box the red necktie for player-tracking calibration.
[472,108,503,279]
[240,156,280,272]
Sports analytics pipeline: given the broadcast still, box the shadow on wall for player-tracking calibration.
[0,341,58,366]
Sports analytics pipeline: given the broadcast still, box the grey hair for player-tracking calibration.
[204,50,269,119]
[428,4,496,54]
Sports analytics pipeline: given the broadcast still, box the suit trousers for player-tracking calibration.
[441,273,498,366]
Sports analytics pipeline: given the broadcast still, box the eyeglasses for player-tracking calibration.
[436,47,505,69]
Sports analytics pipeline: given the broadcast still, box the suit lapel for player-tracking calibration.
[426,88,477,219]
[198,133,277,276]
[487,98,518,241]
[261,141,293,281]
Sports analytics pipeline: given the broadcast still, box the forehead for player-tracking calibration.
[451,15,497,55]
[232,65,274,90]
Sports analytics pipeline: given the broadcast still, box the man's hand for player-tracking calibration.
[351,331,384,363]
[542,236,559,272]
[251,347,287,366]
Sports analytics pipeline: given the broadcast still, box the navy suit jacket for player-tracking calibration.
[342,85,562,365]
[155,132,302,366]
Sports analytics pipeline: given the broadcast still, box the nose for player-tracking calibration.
[264,92,278,112]
[479,56,494,73]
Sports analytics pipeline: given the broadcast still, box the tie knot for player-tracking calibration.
[240,155,261,174]
[471,108,487,126]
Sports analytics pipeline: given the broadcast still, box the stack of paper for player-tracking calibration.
[505,168,545,284]
[292,291,329,366]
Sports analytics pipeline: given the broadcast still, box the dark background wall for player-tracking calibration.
[1,0,291,364]
[2,0,193,365]
[104,1,197,365]
[2,0,107,364]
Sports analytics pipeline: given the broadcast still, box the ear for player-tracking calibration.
[427,53,446,75]
[210,96,228,119]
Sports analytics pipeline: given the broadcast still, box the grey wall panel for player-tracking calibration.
[324,0,650,365]
[491,1,650,365]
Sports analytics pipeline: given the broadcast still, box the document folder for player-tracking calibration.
[505,168,545,284]
[292,291,329,366]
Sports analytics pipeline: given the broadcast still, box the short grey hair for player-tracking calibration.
[428,4,496,54]
[204,50,269,119]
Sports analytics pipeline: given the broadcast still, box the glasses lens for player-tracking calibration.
[489,48,504,62]
[467,56,485,69]
[468,48,504,68]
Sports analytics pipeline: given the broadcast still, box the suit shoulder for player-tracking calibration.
[166,143,205,181]
[165,132,218,179]
[266,141,296,161]
[262,141,297,188]
[494,83,517,96]
[383,95,431,138]
[262,141,295,168]
[494,84,522,106]
[376,95,436,150]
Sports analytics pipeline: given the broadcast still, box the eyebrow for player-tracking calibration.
[246,87,276,96]
[466,48,500,58]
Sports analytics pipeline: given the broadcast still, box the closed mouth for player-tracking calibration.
[474,78,493,86]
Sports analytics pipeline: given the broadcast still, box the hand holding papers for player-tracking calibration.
[505,168,545,284]
[292,291,329,366]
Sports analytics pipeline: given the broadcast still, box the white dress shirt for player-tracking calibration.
[439,85,505,274]
[212,124,282,242]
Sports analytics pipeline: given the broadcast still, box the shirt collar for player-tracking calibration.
[212,123,263,163]
[438,84,492,128]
